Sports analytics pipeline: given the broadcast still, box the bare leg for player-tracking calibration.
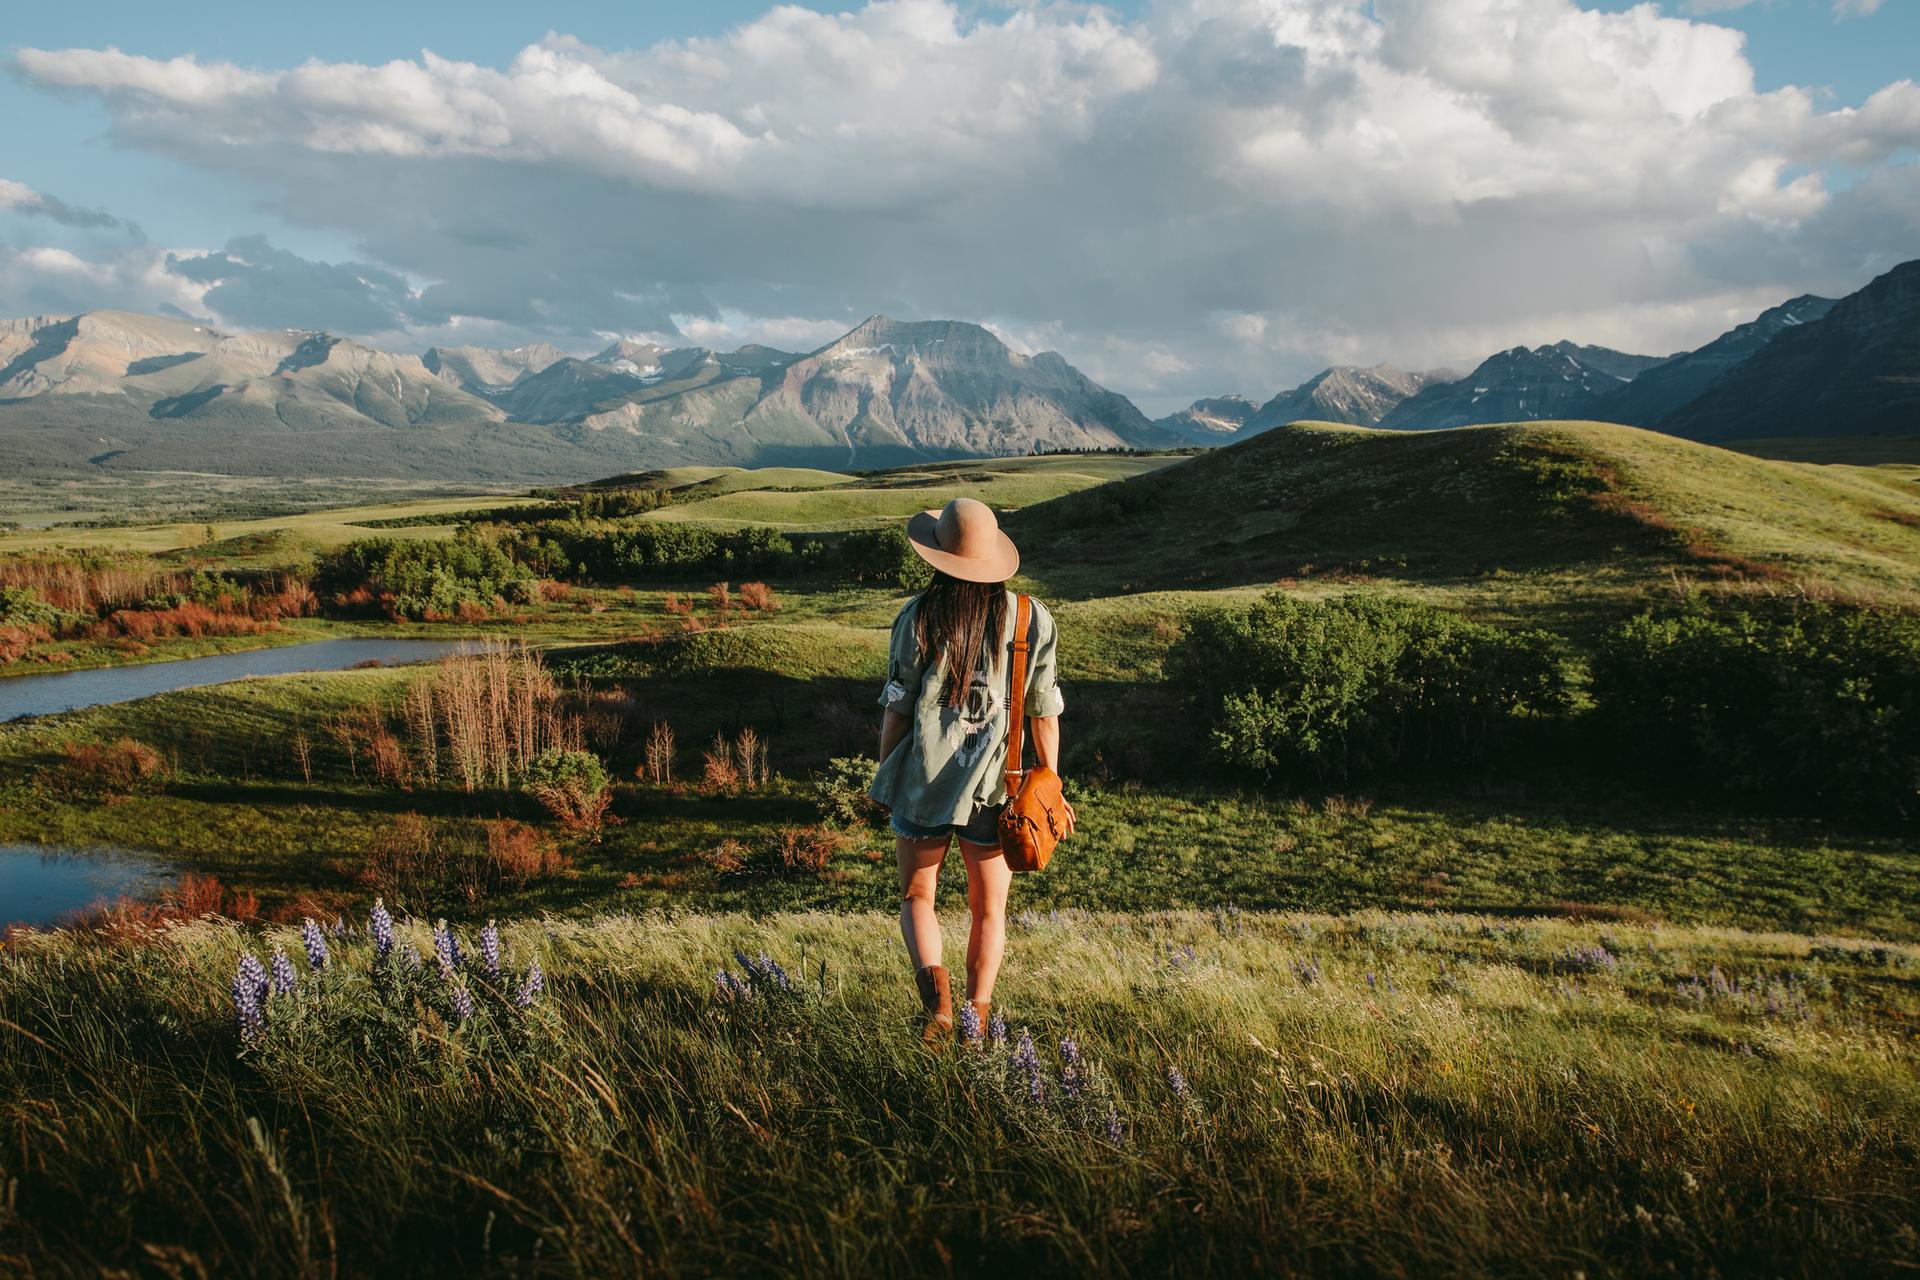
[958,838,1011,1003]
[896,835,950,970]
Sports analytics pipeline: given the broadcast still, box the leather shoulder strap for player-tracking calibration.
[1004,593,1031,795]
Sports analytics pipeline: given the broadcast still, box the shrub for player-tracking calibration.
[485,819,571,885]
[838,526,933,590]
[702,728,770,793]
[522,748,614,837]
[59,738,171,799]
[768,825,845,877]
[1167,593,1569,783]
[0,622,50,664]
[738,581,780,611]
[813,756,884,828]
[1592,603,1920,816]
[0,584,83,633]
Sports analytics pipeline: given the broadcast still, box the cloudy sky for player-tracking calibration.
[3,0,1915,414]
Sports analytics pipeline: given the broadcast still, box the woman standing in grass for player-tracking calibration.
[871,497,1074,1043]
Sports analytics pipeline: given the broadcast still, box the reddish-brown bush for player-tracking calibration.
[59,738,171,798]
[486,819,571,885]
[0,623,49,664]
[770,825,846,876]
[738,581,780,611]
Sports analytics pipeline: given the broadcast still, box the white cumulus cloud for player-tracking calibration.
[10,0,1920,411]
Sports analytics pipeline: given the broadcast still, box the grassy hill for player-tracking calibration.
[644,456,1180,530]
[1009,421,1920,606]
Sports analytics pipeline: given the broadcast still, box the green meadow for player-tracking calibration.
[1,425,1917,1276]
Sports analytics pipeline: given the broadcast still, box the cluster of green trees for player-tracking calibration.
[1170,594,1918,818]
[315,539,533,620]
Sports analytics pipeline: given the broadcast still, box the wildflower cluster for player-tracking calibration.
[232,954,268,1041]
[1555,944,1619,975]
[713,949,796,1003]
[1290,956,1324,986]
[1159,942,1198,975]
[964,1018,1129,1145]
[1675,965,1813,1020]
[479,922,502,980]
[301,918,330,972]
[369,899,394,960]
[1059,1038,1087,1099]
[1011,1030,1045,1105]
[515,958,544,1009]
[433,919,461,976]
[1165,1065,1191,1099]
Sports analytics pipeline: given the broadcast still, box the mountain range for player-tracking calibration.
[1154,260,1915,447]
[0,314,1176,481]
[0,259,1913,482]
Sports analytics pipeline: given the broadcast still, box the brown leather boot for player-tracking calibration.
[915,965,954,1044]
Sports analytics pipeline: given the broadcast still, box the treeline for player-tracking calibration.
[1169,593,1920,820]
[312,524,932,619]
[356,488,681,530]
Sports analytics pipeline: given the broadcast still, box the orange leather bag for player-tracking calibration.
[998,594,1069,873]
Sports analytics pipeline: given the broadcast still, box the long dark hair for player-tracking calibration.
[914,571,1008,710]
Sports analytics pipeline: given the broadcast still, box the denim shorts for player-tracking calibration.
[890,803,1004,846]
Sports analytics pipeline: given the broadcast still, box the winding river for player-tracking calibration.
[0,637,469,722]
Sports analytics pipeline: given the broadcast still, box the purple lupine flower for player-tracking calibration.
[450,980,475,1024]
[516,958,544,1008]
[1012,1030,1044,1105]
[753,952,792,992]
[328,915,347,938]
[433,919,460,974]
[1166,1066,1190,1098]
[369,898,394,961]
[1060,1037,1086,1099]
[714,969,753,1002]
[1104,1106,1126,1145]
[1365,972,1376,990]
[479,921,502,980]
[269,949,297,997]
[398,941,422,971]
[301,918,329,972]
[1291,957,1322,985]
[233,954,267,1041]
[989,1010,1007,1046]
[959,1002,983,1044]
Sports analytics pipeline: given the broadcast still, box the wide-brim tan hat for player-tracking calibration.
[905,497,1020,583]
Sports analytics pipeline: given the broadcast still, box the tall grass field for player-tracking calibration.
[2,905,1915,1276]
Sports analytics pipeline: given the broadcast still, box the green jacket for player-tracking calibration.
[868,590,1066,829]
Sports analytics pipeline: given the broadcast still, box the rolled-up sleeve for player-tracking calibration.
[879,603,925,712]
[1024,602,1066,718]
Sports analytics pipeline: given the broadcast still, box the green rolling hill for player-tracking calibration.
[1008,420,1920,603]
